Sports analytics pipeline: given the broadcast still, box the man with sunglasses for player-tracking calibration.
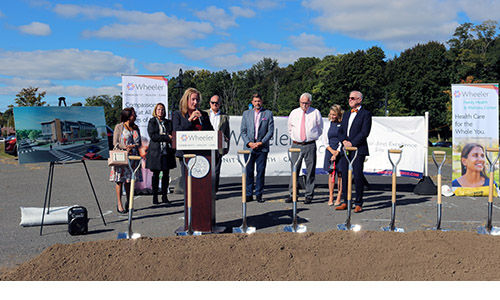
[205,94,230,193]
[335,91,372,213]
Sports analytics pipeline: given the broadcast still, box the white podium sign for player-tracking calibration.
[176,131,218,150]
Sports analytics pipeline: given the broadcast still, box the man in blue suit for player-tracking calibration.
[240,93,274,203]
[336,91,372,213]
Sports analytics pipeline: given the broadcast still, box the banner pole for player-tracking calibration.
[425,111,429,177]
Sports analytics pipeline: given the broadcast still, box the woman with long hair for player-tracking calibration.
[146,103,176,205]
[452,143,488,187]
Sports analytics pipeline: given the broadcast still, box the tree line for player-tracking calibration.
[2,21,500,140]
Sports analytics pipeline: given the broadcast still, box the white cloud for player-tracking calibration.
[180,43,238,60]
[198,33,334,69]
[243,0,284,10]
[195,5,255,29]
[54,4,213,47]
[143,62,202,77]
[302,0,460,51]
[18,22,52,36]
[457,0,500,21]
[0,49,137,80]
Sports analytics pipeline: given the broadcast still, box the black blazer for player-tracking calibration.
[145,117,176,171]
[338,107,372,156]
[171,110,214,157]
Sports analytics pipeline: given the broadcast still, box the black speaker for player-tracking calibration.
[68,206,88,235]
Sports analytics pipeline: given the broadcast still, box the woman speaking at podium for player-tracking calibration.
[172,88,214,193]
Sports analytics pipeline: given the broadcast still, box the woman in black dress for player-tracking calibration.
[146,103,176,204]
[323,104,344,207]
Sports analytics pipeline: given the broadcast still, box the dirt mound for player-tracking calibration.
[1,230,500,281]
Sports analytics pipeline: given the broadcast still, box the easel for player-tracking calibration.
[39,98,106,235]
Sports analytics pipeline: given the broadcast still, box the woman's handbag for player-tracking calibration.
[108,146,128,167]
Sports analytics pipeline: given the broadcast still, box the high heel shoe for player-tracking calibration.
[152,194,160,205]
[116,205,127,214]
[162,194,171,204]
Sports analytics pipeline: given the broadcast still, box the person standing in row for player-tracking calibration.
[204,94,230,193]
[109,107,143,214]
[286,92,323,204]
[336,91,372,213]
[172,88,214,194]
[240,93,274,203]
[322,104,344,207]
[146,103,176,205]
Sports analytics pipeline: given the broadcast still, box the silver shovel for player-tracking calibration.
[431,150,449,231]
[337,146,361,231]
[382,149,404,232]
[118,155,143,239]
[233,150,256,234]
[284,148,307,233]
[177,154,202,236]
[478,148,500,235]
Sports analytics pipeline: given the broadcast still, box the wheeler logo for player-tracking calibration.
[181,134,188,142]
[453,90,461,98]
[126,83,136,91]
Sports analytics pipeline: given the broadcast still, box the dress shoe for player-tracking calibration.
[162,194,171,204]
[246,195,254,202]
[285,196,292,203]
[304,197,312,204]
[354,205,363,213]
[256,195,265,203]
[335,203,348,210]
[152,194,160,205]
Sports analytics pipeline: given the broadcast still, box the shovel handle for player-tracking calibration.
[242,173,247,203]
[389,149,402,154]
[129,155,141,160]
[347,169,352,201]
[345,146,357,152]
[289,148,301,153]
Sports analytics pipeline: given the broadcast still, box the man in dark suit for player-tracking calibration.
[336,90,372,213]
[240,93,274,203]
[205,94,230,193]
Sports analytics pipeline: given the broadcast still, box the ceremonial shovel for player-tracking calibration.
[382,149,404,232]
[118,155,143,239]
[478,148,500,235]
[284,148,307,233]
[337,146,361,231]
[177,154,202,236]
[232,150,256,234]
[431,150,449,231]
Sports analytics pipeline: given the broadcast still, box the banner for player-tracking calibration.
[452,84,499,196]
[221,116,425,179]
[122,75,168,191]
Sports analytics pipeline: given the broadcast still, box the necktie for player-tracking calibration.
[300,110,306,142]
[351,108,358,113]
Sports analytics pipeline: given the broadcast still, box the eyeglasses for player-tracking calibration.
[300,102,310,105]
[210,102,220,105]
[349,97,359,100]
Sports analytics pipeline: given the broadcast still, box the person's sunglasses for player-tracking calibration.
[210,102,220,105]
[349,97,358,100]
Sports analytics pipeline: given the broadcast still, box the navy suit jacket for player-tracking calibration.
[339,107,372,156]
[240,108,274,153]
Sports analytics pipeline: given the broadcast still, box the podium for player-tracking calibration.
[172,131,226,234]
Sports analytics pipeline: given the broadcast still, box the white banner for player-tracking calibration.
[221,116,425,178]
[121,75,168,139]
[452,84,499,196]
[122,75,168,191]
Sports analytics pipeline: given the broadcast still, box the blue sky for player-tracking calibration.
[0,0,498,112]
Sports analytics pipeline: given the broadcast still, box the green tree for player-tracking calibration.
[85,95,122,128]
[14,87,47,107]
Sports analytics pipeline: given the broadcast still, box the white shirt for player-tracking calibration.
[209,109,220,131]
[288,106,323,142]
[347,106,362,137]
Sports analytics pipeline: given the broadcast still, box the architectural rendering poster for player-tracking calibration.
[122,75,168,192]
[452,83,499,196]
[13,106,109,165]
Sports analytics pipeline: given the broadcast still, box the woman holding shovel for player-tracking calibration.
[322,104,344,207]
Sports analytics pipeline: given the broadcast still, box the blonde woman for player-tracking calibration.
[323,104,344,206]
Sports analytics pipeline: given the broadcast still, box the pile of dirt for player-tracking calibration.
[2,230,500,281]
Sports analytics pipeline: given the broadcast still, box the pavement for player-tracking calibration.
[0,155,498,269]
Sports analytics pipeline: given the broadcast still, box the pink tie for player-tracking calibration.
[300,111,306,142]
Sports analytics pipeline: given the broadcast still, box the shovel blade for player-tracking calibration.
[431,227,449,232]
[337,224,361,231]
[232,226,256,234]
[477,226,500,235]
[381,226,405,233]
[283,224,307,233]
[117,232,141,239]
[176,231,203,236]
